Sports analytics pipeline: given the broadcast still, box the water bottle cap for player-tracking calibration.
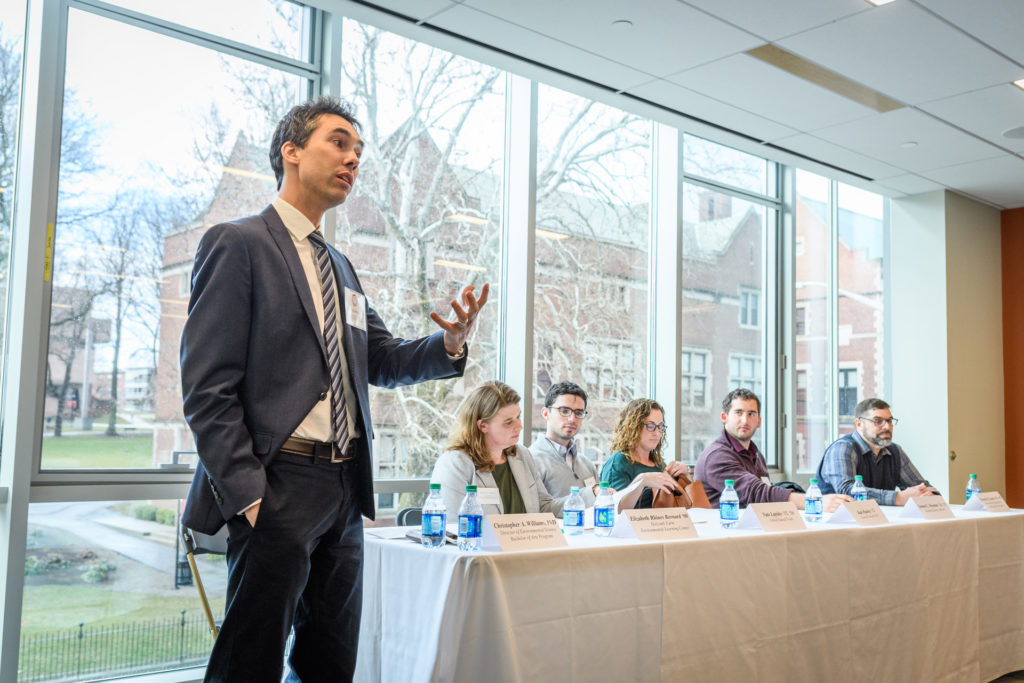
[429,483,441,490]
[599,481,610,489]
[969,473,977,478]
[809,478,818,484]
[854,475,863,481]
[570,487,580,493]
[724,479,735,486]
[466,485,477,492]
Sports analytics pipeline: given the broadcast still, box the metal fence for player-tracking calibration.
[18,612,218,682]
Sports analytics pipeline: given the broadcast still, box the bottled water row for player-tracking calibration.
[420,482,618,549]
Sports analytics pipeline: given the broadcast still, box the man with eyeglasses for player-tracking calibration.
[530,382,604,505]
[696,388,850,510]
[817,398,937,505]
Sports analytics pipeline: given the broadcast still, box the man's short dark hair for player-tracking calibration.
[722,388,760,414]
[269,96,361,190]
[855,398,890,418]
[544,382,588,408]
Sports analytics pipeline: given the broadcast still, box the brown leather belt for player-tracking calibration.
[280,436,355,463]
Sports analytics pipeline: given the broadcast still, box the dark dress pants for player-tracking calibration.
[203,452,364,683]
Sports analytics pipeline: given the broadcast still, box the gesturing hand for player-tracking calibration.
[431,284,490,355]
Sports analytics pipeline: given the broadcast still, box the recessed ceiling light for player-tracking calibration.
[611,19,633,28]
[1003,126,1024,140]
[864,0,897,5]
[1014,78,1024,91]
[901,141,918,148]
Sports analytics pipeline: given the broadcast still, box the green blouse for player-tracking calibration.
[492,461,526,514]
[600,451,663,508]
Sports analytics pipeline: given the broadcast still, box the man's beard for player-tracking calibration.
[867,435,892,448]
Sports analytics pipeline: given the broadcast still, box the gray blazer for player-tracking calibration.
[529,436,600,507]
[430,444,563,517]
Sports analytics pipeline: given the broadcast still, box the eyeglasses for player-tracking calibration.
[643,422,668,433]
[861,417,898,427]
[552,406,588,419]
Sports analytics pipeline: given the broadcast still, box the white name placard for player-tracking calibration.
[827,500,888,526]
[610,508,698,540]
[962,491,1011,513]
[900,496,954,520]
[737,502,807,532]
[481,514,566,551]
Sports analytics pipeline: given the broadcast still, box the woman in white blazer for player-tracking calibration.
[431,381,562,517]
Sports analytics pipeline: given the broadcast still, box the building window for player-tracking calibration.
[838,368,858,417]
[729,353,762,394]
[581,338,642,403]
[795,305,806,337]
[681,348,709,408]
[740,288,759,328]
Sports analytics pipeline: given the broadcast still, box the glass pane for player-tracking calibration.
[340,20,504,507]
[531,84,651,468]
[681,184,769,465]
[20,500,224,680]
[837,182,886,435]
[0,3,27,445]
[108,0,308,60]
[683,134,775,196]
[794,170,831,472]
[45,8,308,469]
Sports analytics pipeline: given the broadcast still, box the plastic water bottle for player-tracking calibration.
[421,483,446,548]
[563,486,585,536]
[804,478,823,523]
[594,482,615,537]
[851,475,868,502]
[719,479,739,529]
[965,473,981,501]
[457,485,483,551]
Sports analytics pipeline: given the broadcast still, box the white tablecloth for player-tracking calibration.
[355,506,1024,683]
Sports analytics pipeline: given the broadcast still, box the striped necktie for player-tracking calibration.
[307,230,349,452]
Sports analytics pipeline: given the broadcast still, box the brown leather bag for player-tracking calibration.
[651,471,712,509]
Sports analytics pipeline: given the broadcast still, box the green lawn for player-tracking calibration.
[40,433,153,468]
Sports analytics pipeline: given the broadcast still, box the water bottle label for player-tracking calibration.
[595,506,614,528]
[422,513,445,536]
[459,514,482,538]
[965,489,975,501]
[805,499,822,516]
[720,502,739,521]
[563,510,584,527]
[854,493,867,502]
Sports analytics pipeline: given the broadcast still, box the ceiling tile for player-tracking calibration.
[667,54,878,132]
[919,84,1024,154]
[429,4,652,91]
[626,78,798,142]
[812,108,1002,173]
[915,0,1024,65]
[921,154,1024,209]
[681,0,869,42]
[770,133,902,180]
[361,0,457,22]
[873,174,944,196]
[778,2,1021,105]
[459,0,761,78]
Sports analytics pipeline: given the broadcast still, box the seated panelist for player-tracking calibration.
[431,380,562,517]
[599,398,686,510]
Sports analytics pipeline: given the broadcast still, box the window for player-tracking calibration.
[532,84,651,459]
[339,20,504,488]
[838,367,859,418]
[681,348,709,408]
[729,353,762,393]
[739,288,760,328]
[795,305,806,337]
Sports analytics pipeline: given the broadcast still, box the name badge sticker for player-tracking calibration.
[344,287,367,331]
[476,487,502,506]
[584,476,597,488]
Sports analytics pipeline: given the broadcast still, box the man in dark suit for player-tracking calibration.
[180,96,488,682]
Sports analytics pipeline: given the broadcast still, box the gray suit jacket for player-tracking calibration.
[529,436,600,506]
[180,205,465,533]
[430,444,562,517]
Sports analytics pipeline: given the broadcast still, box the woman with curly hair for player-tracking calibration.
[600,398,686,509]
[430,380,562,517]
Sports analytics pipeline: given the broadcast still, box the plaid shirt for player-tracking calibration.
[816,430,930,506]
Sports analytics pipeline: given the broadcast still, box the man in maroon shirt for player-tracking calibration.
[695,389,850,511]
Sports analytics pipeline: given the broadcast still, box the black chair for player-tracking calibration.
[395,507,422,526]
[775,481,806,494]
[181,525,229,640]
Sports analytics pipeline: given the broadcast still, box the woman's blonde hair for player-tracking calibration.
[445,380,521,471]
[609,398,666,468]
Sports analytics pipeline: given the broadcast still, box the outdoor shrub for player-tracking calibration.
[155,509,175,526]
[133,504,157,522]
[82,561,116,583]
[24,556,44,575]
